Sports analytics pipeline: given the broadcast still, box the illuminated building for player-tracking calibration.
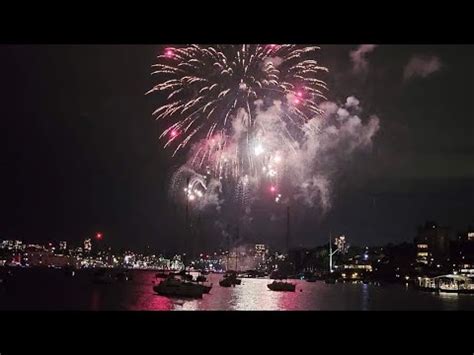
[0,240,23,251]
[84,238,92,253]
[336,264,372,272]
[450,228,474,267]
[468,232,474,241]
[223,244,266,271]
[24,244,73,268]
[255,244,268,257]
[59,241,67,251]
[414,221,450,265]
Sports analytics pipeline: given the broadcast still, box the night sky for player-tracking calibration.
[1,44,472,252]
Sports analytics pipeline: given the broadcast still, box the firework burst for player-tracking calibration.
[149,45,328,180]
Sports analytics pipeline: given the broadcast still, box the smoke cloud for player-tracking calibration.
[403,55,442,81]
[350,45,378,74]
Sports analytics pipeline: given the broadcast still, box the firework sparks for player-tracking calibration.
[150,45,378,215]
[148,44,328,180]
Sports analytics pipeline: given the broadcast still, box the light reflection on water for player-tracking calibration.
[2,269,474,311]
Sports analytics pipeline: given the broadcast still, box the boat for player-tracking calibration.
[93,269,114,284]
[153,277,204,298]
[219,277,235,287]
[300,271,317,282]
[219,271,242,287]
[192,282,212,294]
[176,270,193,281]
[267,280,296,292]
[196,275,207,283]
[324,275,336,284]
[417,274,474,294]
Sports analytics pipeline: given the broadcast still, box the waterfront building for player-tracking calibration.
[414,221,450,265]
[223,244,267,271]
[23,246,73,267]
[255,244,268,257]
[0,240,23,251]
[59,241,67,251]
[84,238,92,253]
[450,228,474,265]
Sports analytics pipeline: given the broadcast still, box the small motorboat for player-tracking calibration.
[196,275,207,283]
[192,282,212,294]
[153,277,204,298]
[267,281,296,292]
[225,271,242,284]
[219,277,235,288]
[219,271,242,287]
[177,270,193,281]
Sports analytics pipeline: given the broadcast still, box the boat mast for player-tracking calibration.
[329,232,332,273]
[235,225,239,271]
[286,205,290,255]
[184,177,190,271]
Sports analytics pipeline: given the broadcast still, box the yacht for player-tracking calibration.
[196,275,207,283]
[153,277,204,298]
[267,280,296,292]
[417,274,474,294]
[219,271,242,287]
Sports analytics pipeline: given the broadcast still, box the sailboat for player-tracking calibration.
[220,225,242,287]
[267,206,296,292]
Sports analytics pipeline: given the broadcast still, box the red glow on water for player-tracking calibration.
[297,91,303,97]
[294,98,300,104]
[270,186,277,193]
[165,49,174,58]
[170,130,178,138]
[96,233,103,240]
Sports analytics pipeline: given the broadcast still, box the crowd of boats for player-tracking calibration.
[2,266,474,299]
[151,269,303,298]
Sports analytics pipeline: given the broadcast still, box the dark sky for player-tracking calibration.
[0,44,472,252]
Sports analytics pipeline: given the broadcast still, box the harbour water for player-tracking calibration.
[1,268,474,311]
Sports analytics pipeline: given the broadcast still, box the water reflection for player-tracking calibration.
[126,273,174,311]
[360,283,369,311]
[233,279,282,310]
[2,269,474,310]
[90,289,101,311]
[438,292,460,311]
